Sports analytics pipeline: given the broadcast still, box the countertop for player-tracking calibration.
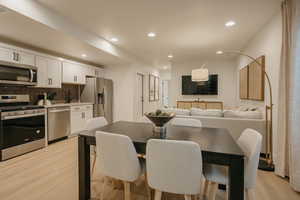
[44,102,93,108]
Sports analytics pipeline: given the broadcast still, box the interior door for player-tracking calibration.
[162,80,169,107]
[136,73,144,120]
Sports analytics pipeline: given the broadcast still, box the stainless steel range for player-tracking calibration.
[0,95,46,161]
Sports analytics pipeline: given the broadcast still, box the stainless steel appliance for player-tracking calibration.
[0,61,37,86]
[0,95,45,161]
[47,106,70,143]
[81,78,113,123]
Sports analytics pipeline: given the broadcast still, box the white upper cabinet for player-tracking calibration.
[0,46,14,63]
[62,62,86,85]
[18,51,35,66]
[36,56,62,88]
[95,67,105,78]
[84,65,96,77]
[0,46,35,66]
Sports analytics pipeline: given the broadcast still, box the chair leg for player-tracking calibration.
[100,177,106,200]
[154,190,162,200]
[207,182,218,200]
[245,188,255,200]
[184,195,192,200]
[202,179,209,197]
[145,173,152,200]
[123,181,131,200]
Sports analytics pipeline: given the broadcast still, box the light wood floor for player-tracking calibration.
[0,137,299,200]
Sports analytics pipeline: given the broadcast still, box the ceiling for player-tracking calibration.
[0,11,122,66]
[0,0,281,68]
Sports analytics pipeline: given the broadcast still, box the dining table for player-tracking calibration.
[78,121,245,200]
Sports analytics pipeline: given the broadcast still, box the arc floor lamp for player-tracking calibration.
[217,50,274,171]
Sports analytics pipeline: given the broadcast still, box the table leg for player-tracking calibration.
[228,157,244,200]
[79,136,91,200]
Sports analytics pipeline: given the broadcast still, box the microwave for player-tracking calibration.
[0,62,37,86]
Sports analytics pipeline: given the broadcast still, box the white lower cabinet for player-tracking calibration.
[70,105,93,134]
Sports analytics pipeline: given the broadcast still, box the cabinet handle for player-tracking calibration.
[50,78,52,85]
[13,52,16,61]
[17,53,20,61]
[74,76,76,82]
[81,112,85,119]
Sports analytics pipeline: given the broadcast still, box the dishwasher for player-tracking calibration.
[47,106,71,143]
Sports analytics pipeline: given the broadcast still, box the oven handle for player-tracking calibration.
[2,113,44,120]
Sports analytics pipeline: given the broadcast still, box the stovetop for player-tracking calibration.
[0,105,44,112]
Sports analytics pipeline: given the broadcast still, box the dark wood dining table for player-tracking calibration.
[78,121,245,200]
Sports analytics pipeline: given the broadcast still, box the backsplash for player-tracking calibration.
[0,84,79,105]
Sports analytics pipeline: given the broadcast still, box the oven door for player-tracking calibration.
[0,113,45,160]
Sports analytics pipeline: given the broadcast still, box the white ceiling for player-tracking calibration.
[0,11,122,66]
[0,0,281,67]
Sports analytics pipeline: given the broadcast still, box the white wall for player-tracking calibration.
[105,63,160,122]
[236,12,282,164]
[169,59,238,108]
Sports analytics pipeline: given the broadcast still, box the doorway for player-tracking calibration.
[161,80,169,107]
[136,73,144,120]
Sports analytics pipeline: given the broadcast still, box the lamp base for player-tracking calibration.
[258,159,275,171]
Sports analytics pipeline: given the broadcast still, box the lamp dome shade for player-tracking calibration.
[192,68,209,82]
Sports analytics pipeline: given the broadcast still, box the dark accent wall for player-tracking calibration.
[0,84,79,104]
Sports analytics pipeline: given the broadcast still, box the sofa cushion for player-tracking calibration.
[190,108,223,117]
[223,110,263,119]
[161,108,190,116]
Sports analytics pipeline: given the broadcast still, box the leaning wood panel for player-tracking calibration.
[191,102,206,109]
[177,102,192,109]
[206,102,223,110]
[239,66,249,99]
[248,56,265,101]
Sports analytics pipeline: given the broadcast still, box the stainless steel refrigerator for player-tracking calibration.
[81,77,113,124]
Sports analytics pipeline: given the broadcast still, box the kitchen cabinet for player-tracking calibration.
[0,46,14,63]
[70,105,93,134]
[0,46,35,66]
[62,62,86,84]
[84,65,96,77]
[95,67,105,78]
[36,56,62,88]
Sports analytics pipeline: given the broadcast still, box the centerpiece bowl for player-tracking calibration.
[145,110,175,138]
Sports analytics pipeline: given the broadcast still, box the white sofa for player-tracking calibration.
[162,108,267,153]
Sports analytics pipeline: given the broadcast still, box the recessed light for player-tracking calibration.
[147,32,156,37]
[168,54,173,58]
[81,54,87,58]
[58,57,64,61]
[216,51,224,55]
[111,37,118,42]
[225,21,236,27]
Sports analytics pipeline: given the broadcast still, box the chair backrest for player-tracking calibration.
[237,128,262,189]
[86,117,108,131]
[146,139,203,195]
[170,117,202,127]
[95,131,142,182]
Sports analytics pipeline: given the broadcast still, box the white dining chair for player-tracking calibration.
[86,117,108,174]
[86,117,108,131]
[170,117,202,128]
[203,128,262,200]
[146,139,203,200]
[95,131,145,200]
